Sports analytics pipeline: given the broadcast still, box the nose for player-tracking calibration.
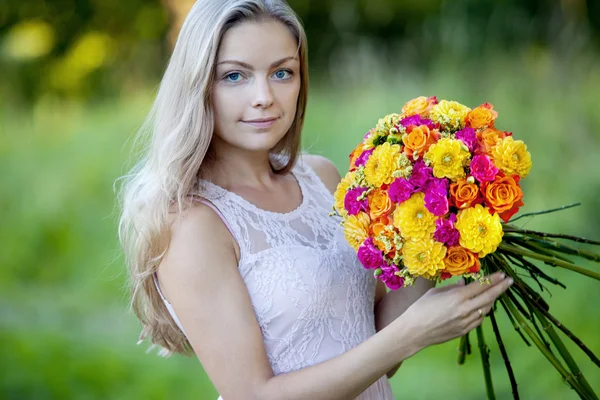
[251,76,274,109]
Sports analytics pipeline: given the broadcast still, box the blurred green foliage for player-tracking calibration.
[1,1,599,399]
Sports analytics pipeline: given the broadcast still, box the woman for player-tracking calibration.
[118,1,513,398]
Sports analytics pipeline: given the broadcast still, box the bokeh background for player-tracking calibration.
[1,0,599,399]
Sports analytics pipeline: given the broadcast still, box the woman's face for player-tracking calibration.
[211,20,301,154]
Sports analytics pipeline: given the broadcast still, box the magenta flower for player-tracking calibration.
[389,178,414,204]
[409,160,434,191]
[355,148,374,168]
[357,238,385,270]
[400,115,436,130]
[456,127,477,152]
[434,213,460,246]
[380,264,404,290]
[425,191,449,216]
[470,154,499,183]
[344,187,369,215]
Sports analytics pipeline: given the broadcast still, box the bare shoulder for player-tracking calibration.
[160,202,239,290]
[301,154,342,195]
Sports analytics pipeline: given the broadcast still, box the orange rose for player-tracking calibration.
[477,128,506,154]
[481,174,524,222]
[349,143,363,171]
[443,246,481,276]
[368,189,393,220]
[402,125,440,160]
[466,103,498,129]
[450,179,484,209]
[401,96,438,117]
[370,218,395,253]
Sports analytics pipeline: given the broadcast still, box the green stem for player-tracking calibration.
[508,203,581,223]
[530,308,598,400]
[489,309,520,399]
[499,243,600,281]
[510,235,600,263]
[503,252,566,289]
[457,333,469,365]
[502,295,590,397]
[503,227,600,246]
[476,325,496,400]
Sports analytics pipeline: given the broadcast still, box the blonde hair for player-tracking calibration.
[118,0,309,355]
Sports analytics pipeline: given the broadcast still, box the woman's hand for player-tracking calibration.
[396,272,513,351]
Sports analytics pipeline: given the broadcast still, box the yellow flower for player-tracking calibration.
[424,138,471,181]
[393,192,437,240]
[402,238,447,279]
[430,100,471,131]
[492,136,532,178]
[343,211,371,251]
[334,171,354,216]
[455,204,503,257]
[375,113,402,136]
[364,142,402,187]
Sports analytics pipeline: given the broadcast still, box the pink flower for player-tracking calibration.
[456,127,477,152]
[344,187,369,215]
[434,213,460,246]
[424,178,449,216]
[355,148,374,167]
[357,238,384,270]
[389,178,414,204]
[380,264,404,290]
[400,115,437,130]
[470,154,499,183]
[409,160,433,191]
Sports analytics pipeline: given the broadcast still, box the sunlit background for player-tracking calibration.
[1,0,599,399]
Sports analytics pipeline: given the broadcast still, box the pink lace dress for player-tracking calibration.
[155,159,395,399]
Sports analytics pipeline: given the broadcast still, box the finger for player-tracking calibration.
[460,272,507,299]
[468,277,513,310]
[434,278,465,293]
[463,312,485,334]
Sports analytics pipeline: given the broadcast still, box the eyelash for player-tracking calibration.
[222,69,294,83]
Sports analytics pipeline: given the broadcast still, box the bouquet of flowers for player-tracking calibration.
[333,96,600,399]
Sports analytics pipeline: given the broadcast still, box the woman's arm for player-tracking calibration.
[374,278,436,378]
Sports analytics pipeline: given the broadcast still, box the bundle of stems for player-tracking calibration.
[456,204,600,400]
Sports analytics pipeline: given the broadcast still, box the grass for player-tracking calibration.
[1,49,599,399]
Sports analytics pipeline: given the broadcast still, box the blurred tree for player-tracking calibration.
[0,0,598,103]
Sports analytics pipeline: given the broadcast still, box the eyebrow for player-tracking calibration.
[216,56,298,69]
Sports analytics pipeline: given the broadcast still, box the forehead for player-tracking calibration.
[217,20,299,66]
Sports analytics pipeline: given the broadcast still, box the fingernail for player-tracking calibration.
[508,278,514,285]
[500,273,506,279]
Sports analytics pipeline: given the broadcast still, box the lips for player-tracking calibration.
[242,117,279,129]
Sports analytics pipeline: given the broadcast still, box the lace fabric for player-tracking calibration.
[160,159,394,399]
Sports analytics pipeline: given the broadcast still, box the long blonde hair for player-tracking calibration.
[118,0,309,355]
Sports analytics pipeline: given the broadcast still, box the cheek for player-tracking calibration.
[278,81,301,113]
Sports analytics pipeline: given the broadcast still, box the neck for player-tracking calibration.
[202,142,278,190]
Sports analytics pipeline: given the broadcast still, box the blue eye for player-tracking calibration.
[274,69,292,80]
[224,72,243,82]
